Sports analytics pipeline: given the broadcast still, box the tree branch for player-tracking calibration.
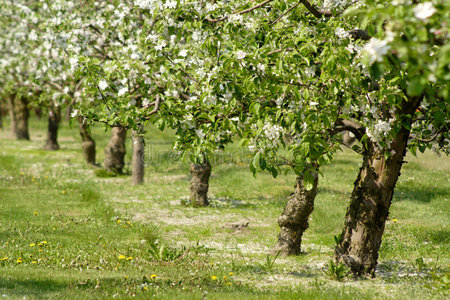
[334,118,366,141]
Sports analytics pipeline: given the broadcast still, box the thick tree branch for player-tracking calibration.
[335,118,366,141]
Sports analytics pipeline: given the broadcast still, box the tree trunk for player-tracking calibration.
[131,129,145,185]
[44,106,61,150]
[8,94,30,140]
[78,117,96,165]
[335,97,421,276]
[189,161,211,207]
[273,171,319,255]
[104,126,127,174]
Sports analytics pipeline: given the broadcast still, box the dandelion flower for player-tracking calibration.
[32,261,37,264]
[33,212,38,216]
[30,243,35,247]
[62,190,67,194]
[16,257,22,264]
[118,255,126,260]
[211,275,218,280]
[229,272,235,276]
[126,257,133,261]
[226,282,232,285]
[150,274,157,279]
[393,219,398,223]
[117,220,121,224]
[143,286,148,290]
[42,241,47,244]
[0,257,8,261]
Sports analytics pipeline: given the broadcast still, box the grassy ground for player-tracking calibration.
[0,116,448,299]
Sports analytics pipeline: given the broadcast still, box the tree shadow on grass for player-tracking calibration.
[0,277,69,297]
[393,182,449,203]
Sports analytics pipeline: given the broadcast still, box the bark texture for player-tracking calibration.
[273,172,319,255]
[335,97,421,276]
[45,106,61,150]
[104,126,127,174]
[131,130,145,185]
[189,161,211,207]
[8,94,30,140]
[78,117,96,165]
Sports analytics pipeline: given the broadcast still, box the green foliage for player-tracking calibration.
[326,260,349,281]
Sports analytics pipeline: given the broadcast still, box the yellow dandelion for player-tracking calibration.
[124,276,128,279]
[32,177,35,182]
[33,211,38,216]
[223,275,228,280]
[16,257,22,264]
[32,261,37,264]
[150,274,157,279]
[117,220,121,224]
[0,257,8,261]
[126,256,133,261]
[39,249,43,252]
[38,243,43,247]
[118,255,126,260]
[62,190,67,194]
[42,241,48,244]
[211,275,218,280]
[143,286,148,290]
[229,272,235,276]
[226,282,232,285]
[393,219,398,223]
[30,243,35,247]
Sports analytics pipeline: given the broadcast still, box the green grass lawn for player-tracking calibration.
[0,116,448,299]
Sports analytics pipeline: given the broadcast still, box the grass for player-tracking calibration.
[0,116,448,299]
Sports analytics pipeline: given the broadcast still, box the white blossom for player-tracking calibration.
[179,49,188,57]
[70,109,79,118]
[236,50,246,60]
[118,87,128,96]
[413,2,436,20]
[155,40,167,51]
[335,28,349,39]
[363,38,390,65]
[98,80,108,90]
[164,0,177,9]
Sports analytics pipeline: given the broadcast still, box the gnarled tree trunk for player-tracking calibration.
[189,161,211,207]
[335,97,421,276]
[104,126,127,174]
[273,171,319,255]
[131,129,145,185]
[0,104,3,129]
[78,117,96,165]
[8,94,30,140]
[45,106,61,150]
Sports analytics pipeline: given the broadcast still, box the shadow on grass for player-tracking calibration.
[394,182,449,203]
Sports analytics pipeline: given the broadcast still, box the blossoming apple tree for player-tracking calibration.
[125,0,447,276]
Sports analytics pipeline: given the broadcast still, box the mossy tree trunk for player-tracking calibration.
[44,106,61,150]
[104,126,127,174]
[273,171,319,255]
[131,129,145,185]
[8,94,30,140]
[189,160,211,207]
[78,117,96,165]
[335,96,421,276]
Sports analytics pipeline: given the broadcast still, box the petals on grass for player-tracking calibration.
[150,274,157,279]
[118,255,126,260]
[211,275,217,280]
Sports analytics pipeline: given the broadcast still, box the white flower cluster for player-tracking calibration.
[322,0,348,10]
[413,2,436,20]
[363,38,390,65]
[335,28,350,39]
[263,122,283,142]
[366,120,392,144]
